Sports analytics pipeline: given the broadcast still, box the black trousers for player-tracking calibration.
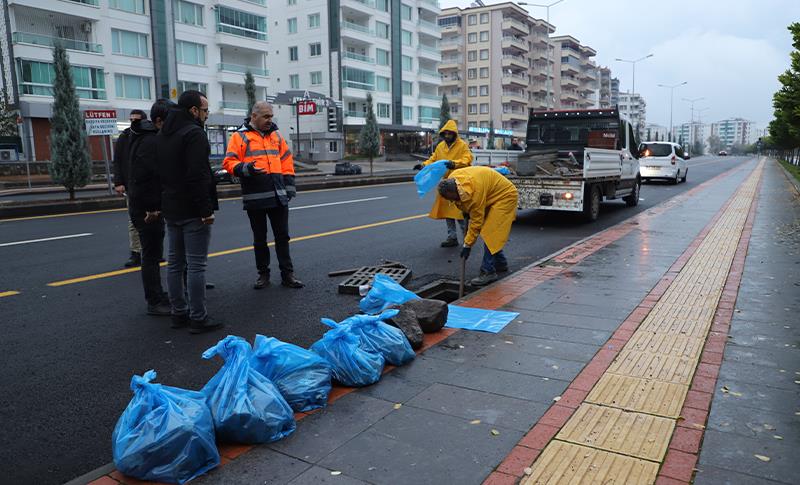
[247,206,294,276]
[132,214,166,305]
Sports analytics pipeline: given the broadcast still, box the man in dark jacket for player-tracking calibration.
[113,109,147,267]
[127,99,174,317]
[509,137,524,151]
[156,90,221,334]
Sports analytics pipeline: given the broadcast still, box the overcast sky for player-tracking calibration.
[440,0,799,130]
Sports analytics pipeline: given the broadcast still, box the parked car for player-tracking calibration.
[639,142,688,184]
[334,161,363,175]
[718,150,728,156]
[210,159,239,185]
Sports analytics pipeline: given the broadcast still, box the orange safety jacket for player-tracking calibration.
[223,122,296,210]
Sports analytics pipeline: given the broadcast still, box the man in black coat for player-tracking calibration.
[156,90,221,334]
[113,109,147,267]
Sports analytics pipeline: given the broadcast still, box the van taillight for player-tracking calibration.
[671,155,676,165]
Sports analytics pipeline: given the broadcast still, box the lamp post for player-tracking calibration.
[518,1,565,110]
[682,96,704,151]
[658,81,687,142]
[614,53,653,98]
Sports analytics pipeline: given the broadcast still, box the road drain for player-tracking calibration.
[415,279,470,303]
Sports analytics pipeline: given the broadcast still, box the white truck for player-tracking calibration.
[502,108,642,222]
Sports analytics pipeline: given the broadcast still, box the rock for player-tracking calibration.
[401,299,449,333]
[385,305,424,350]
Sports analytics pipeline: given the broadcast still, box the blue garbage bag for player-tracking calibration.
[250,334,332,412]
[336,310,415,366]
[311,319,385,387]
[359,273,420,314]
[494,166,511,175]
[414,160,450,197]
[202,335,296,444]
[112,370,220,484]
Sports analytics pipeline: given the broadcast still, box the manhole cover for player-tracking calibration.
[338,266,412,295]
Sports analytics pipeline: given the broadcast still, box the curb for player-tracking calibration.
[0,174,413,220]
[776,158,800,194]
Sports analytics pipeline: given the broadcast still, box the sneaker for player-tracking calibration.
[147,302,172,316]
[495,265,509,273]
[253,272,270,289]
[189,317,224,334]
[470,271,498,287]
[171,313,190,329]
[124,251,141,268]
[281,273,305,289]
[440,238,458,248]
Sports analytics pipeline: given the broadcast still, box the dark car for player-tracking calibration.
[718,150,728,156]
[334,161,363,175]
[210,159,240,185]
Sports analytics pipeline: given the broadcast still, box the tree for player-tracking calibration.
[0,88,18,137]
[358,93,380,176]
[646,127,651,141]
[439,94,451,131]
[768,22,800,163]
[244,71,256,113]
[49,43,91,200]
[692,140,704,156]
[487,119,495,149]
[707,134,723,154]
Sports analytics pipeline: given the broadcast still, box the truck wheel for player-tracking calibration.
[583,184,601,222]
[624,178,641,207]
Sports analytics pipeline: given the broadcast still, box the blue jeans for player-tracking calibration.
[481,244,508,274]
[446,218,467,240]
[166,218,211,321]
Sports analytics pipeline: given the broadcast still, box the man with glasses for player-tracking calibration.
[156,90,221,334]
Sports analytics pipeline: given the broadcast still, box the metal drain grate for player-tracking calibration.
[338,266,412,295]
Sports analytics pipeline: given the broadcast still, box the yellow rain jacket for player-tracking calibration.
[450,166,519,254]
[422,120,473,220]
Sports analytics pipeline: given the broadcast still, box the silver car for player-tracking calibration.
[639,142,688,184]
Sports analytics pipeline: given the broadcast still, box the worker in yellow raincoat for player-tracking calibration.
[437,166,518,287]
[413,120,473,247]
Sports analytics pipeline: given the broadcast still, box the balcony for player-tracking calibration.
[502,17,529,36]
[502,73,527,87]
[220,100,249,110]
[439,55,462,70]
[419,93,440,101]
[502,90,527,104]
[343,80,375,91]
[561,75,579,88]
[345,110,365,118]
[419,0,440,13]
[561,60,581,74]
[502,55,527,70]
[417,44,441,61]
[502,36,528,52]
[502,110,528,122]
[343,51,375,64]
[12,32,102,53]
[418,18,440,36]
[440,40,462,52]
[440,76,462,87]
[217,63,268,77]
[561,90,579,102]
[341,21,374,40]
[532,48,548,62]
[10,0,101,20]
[530,32,549,47]
[342,0,375,8]
[419,116,438,125]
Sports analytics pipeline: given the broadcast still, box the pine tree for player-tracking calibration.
[439,94,451,131]
[487,119,495,149]
[244,71,256,113]
[0,88,18,137]
[49,43,91,200]
[646,128,651,141]
[358,93,380,176]
[769,22,800,163]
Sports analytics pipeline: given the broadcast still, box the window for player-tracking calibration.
[468,86,477,97]
[288,0,296,4]
[329,141,338,153]
[216,6,267,40]
[480,12,489,24]
[401,3,413,21]
[468,68,477,79]
[480,49,489,60]
[310,71,322,85]
[376,49,390,66]
[111,29,148,58]
[402,30,413,46]
[342,66,374,90]
[468,121,477,129]
[377,103,391,118]
[401,55,413,71]
[376,22,390,39]
[17,60,106,99]
[308,13,320,29]
[402,81,413,96]
[468,33,477,44]
[110,0,145,14]
[480,103,489,114]
[287,18,297,33]
[450,104,459,114]
[173,0,203,26]
[289,74,299,89]
[377,76,390,92]
[479,85,488,96]
[480,31,489,42]
[175,40,205,65]
[289,46,298,61]
[309,42,322,57]
[468,104,477,114]
[480,121,489,128]
[468,14,477,25]
[376,0,389,11]
[115,74,151,100]
[479,67,489,78]
[403,106,413,122]
[467,50,477,62]
[178,81,207,93]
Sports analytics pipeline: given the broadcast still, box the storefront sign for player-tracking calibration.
[468,127,514,136]
[297,100,318,115]
[84,110,118,136]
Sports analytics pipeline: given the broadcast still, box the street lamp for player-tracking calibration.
[658,81,687,142]
[518,1,565,110]
[614,53,653,97]
[682,96,704,151]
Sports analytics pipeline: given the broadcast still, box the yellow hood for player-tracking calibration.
[439,119,458,134]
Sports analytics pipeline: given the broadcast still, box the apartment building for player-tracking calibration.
[610,77,620,107]
[551,35,597,110]
[0,0,441,161]
[595,66,617,109]
[675,121,708,149]
[437,2,554,147]
[618,92,646,136]
[710,117,753,148]
[646,123,670,142]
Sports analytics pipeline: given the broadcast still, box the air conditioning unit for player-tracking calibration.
[81,22,93,34]
[0,149,18,162]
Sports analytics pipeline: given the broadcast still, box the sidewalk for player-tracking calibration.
[86,157,799,485]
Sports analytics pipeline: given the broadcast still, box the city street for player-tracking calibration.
[0,155,750,484]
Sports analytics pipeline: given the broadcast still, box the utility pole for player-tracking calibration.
[518,1,565,110]
[614,53,653,98]
[658,81,687,142]
[682,96,704,153]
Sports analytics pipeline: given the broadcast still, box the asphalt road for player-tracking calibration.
[0,155,752,484]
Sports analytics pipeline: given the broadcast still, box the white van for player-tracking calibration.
[639,142,688,184]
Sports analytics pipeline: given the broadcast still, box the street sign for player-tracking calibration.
[84,110,119,136]
[297,100,317,116]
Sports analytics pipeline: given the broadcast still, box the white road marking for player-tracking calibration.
[289,196,388,211]
[0,232,93,247]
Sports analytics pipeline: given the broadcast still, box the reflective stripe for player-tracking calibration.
[225,151,239,158]
[242,133,253,157]
[242,191,276,201]
[280,150,292,161]
[250,149,280,156]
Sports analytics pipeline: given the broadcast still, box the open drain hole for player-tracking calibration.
[414,279,472,303]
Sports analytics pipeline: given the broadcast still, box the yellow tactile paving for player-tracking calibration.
[585,374,688,418]
[523,440,660,485]
[523,162,765,484]
[556,403,675,462]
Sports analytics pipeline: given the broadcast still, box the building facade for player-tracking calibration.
[595,66,617,109]
[551,35,597,111]
[617,92,646,136]
[710,117,753,148]
[437,3,553,147]
[645,123,670,142]
[675,121,708,150]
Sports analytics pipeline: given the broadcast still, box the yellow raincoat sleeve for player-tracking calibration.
[449,139,473,169]
[422,141,445,167]
[455,174,487,248]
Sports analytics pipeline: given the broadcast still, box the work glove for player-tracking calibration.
[241,161,264,177]
[460,245,472,260]
[413,163,423,171]
[444,161,456,170]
